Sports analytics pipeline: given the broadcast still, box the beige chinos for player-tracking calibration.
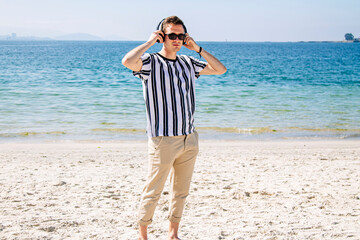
[138,131,199,226]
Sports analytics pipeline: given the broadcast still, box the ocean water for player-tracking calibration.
[0,41,359,141]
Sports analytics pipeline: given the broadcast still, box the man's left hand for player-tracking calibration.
[183,33,201,52]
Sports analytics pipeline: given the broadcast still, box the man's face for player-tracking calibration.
[163,23,185,52]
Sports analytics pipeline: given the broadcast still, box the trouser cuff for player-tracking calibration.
[138,218,152,226]
[168,215,182,223]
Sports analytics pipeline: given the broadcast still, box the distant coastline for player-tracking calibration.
[0,33,128,41]
[1,39,359,43]
[298,40,359,43]
[0,32,359,42]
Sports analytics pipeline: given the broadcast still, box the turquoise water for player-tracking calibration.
[0,41,359,141]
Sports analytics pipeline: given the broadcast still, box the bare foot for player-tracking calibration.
[168,236,181,240]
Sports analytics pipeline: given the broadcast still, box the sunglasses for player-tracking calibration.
[165,33,186,41]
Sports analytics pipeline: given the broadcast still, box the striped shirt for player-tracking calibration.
[133,53,207,138]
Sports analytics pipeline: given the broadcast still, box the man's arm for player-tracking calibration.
[122,31,164,72]
[184,34,227,75]
[197,48,227,75]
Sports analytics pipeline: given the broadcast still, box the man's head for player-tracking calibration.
[160,16,186,34]
[160,16,187,52]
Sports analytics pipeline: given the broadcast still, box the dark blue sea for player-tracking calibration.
[0,41,359,141]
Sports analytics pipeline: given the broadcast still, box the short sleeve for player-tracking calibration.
[133,53,152,81]
[188,56,207,79]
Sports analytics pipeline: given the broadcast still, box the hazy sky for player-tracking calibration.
[0,0,359,41]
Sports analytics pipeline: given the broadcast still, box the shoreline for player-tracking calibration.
[1,137,360,145]
[1,134,359,144]
[1,128,360,143]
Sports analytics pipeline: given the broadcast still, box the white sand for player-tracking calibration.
[0,140,359,239]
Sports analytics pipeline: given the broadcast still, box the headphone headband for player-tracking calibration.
[156,18,166,31]
[156,18,187,33]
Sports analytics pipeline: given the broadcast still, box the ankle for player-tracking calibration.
[139,224,148,240]
[168,221,180,239]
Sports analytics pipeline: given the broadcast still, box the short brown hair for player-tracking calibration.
[161,16,185,32]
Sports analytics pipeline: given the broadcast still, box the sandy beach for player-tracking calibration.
[0,140,359,239]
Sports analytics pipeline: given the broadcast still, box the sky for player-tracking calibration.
[0,0,359,42]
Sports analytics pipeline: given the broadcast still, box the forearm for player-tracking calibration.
[199,48,227,75]
[122,41,152,71]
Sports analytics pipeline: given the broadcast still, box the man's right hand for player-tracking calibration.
[147,30,164,45]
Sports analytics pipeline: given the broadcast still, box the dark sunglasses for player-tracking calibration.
[165,33,186,40]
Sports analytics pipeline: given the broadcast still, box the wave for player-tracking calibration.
[0,131,66,137]
[1,127,359,140]
[196,127,276,134]
[91,128,145,133]
[286,127,360,133]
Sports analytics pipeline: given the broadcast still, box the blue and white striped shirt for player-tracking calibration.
[133,53,207,137]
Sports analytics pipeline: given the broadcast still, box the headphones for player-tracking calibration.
[156,18,187,44]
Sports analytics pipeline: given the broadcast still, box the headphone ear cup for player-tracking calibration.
[156,32,165,43]
[156,34,165,43]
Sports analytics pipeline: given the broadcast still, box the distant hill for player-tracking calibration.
[0,35,53,41]
[0,32,132,41]
[54,33,103,41]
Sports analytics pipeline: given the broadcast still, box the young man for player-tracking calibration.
[122,16,226,240]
